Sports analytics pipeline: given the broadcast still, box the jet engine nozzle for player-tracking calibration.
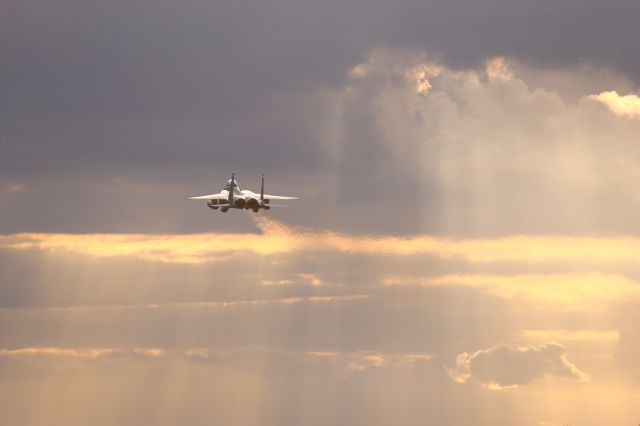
[245,197,260,210]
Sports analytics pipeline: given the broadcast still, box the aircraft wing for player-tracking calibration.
[263,194,299,200]
[187,193,228,200]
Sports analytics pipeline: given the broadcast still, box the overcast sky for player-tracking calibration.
[2,0,640,425]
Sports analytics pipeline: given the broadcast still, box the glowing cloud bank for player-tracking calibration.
[4,218,640,265]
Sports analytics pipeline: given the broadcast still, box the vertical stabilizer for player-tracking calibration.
[260,174,265,202]
[228,173,236,205]
[259,174,270,209]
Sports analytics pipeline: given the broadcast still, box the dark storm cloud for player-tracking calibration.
[3,0,639,162]
[2,0,640,235]
[3,0,639,118]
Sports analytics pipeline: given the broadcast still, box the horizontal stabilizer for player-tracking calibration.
[187,193,228,200]
[264,195,298,200]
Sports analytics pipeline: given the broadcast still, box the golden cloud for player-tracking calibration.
[384,273,640,307]
[3,219,640,265]
[485,57,513,81]
[186,349,434,375]
[260,273,324,287]
[0,347,430,367]
[0,347,165,359]
[0,294,370,314]
[519,329,619,343]
[588,90,640,118]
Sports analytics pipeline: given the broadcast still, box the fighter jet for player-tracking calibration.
[187,173,298,213]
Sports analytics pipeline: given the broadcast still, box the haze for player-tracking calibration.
[2,0,640,425]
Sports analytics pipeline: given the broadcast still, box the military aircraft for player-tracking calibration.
[187,173,298,213]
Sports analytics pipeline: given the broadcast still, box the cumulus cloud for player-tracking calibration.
[305,48,640,236]
[446,342,589,389]
[588,91,640,118]
[347,50,443,96]
[5,49,640,236]
[485,57,514,81]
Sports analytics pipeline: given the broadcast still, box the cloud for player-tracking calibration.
[346,50,443,96]
[5,49,640,236]
[0,345,432,378]
[4,50,640,237]
[0,294,370,313]
[6,183,27,194]
[519,329,619,343]
[485,57,514,81]
[182,347,432,376]
[384,273,640,307]
[6,219,640,264]
[4,2,640,424]
[446,342,589,389]
[286,48,640,235]
[260,273,324,287]
[0,347,165,360]
[588,91,640,118]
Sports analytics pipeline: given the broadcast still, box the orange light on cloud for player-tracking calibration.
[588,90,640,118]
[519,329,619,343]
[0,294,370,314]
[384,273,640,307]
[3,218,640,266]
[0,347,165,359]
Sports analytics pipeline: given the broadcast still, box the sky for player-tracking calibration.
[2,0,640,425]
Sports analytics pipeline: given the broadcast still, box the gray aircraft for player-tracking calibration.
[187,173,298,213]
